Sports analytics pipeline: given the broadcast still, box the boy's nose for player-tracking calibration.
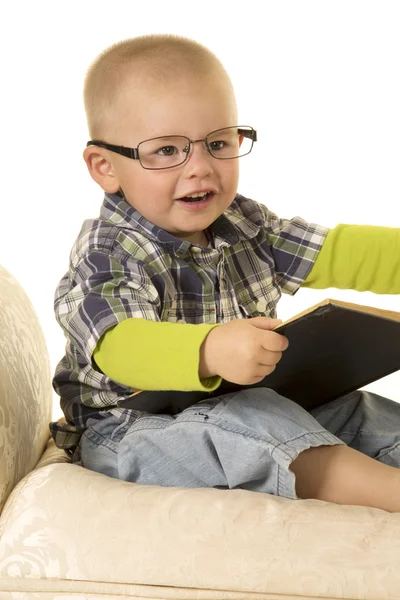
[184,141,214,176]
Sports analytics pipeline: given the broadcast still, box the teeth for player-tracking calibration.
[186,192,208,198]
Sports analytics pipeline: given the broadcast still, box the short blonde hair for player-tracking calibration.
[83,34,235,140]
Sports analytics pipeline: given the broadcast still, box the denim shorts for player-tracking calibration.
[78,388,400,500]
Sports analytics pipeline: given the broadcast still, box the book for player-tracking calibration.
[118,298,400,414]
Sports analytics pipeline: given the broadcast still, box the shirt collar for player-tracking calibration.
[100,193,260,254]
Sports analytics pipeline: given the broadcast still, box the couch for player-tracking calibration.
[1,262,400,600]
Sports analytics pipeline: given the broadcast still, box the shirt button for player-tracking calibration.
[256,299,267,313]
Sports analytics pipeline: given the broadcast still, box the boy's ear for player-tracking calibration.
[83,146,121,193]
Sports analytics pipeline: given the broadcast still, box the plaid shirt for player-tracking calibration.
[50,192,329,455]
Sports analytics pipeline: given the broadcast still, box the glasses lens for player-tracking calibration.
[138,136,189,169]
[207,127,254,159]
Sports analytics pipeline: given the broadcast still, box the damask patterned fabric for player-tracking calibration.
[1,462,400,599]
[0,265,52,512]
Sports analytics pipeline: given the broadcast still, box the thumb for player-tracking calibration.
[249,317,283,330]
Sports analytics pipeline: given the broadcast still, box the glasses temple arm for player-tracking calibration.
[237,128,257,142]
[86,141,139,160]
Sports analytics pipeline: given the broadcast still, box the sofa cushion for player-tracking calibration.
[1,462,400,599]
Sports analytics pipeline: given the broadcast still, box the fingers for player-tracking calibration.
[258,350,283,367]
[250,317,283,330]
[260,332,289,352]
[248,317,288,351]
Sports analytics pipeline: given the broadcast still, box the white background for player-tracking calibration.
[1,0,399,417]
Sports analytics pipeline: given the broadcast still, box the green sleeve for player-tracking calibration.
[303,224,400,293]
[93,318,223,392]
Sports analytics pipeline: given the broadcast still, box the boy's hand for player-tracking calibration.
[199,317,289,385]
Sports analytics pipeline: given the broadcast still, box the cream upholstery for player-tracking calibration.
[1,262,400,600]
[0,265,52,513]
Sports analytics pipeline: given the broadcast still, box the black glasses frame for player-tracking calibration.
[86,126,257,170]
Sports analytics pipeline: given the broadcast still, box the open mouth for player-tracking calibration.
[178,192,211,203]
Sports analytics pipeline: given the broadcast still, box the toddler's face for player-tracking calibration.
[104,75,240,246]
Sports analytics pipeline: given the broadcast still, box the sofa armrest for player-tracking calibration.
[0,265,52,512]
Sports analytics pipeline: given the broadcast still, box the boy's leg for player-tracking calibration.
[291,391,400,511]
[81,388,344,499]
[80,388,400,511]
[310,391,400,467]
[291,443,400,511]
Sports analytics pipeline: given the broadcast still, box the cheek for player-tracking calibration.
[117,164,143,192]
[144,170,176,190]
[221,162,239,189]
[122,170,164,198]
[141,173,178,210]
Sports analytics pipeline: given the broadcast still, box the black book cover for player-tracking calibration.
[118,300,400,414]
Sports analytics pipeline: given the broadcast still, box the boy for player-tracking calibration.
[50,34,400,511]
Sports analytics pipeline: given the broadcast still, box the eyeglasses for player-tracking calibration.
[86,125,257,170]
